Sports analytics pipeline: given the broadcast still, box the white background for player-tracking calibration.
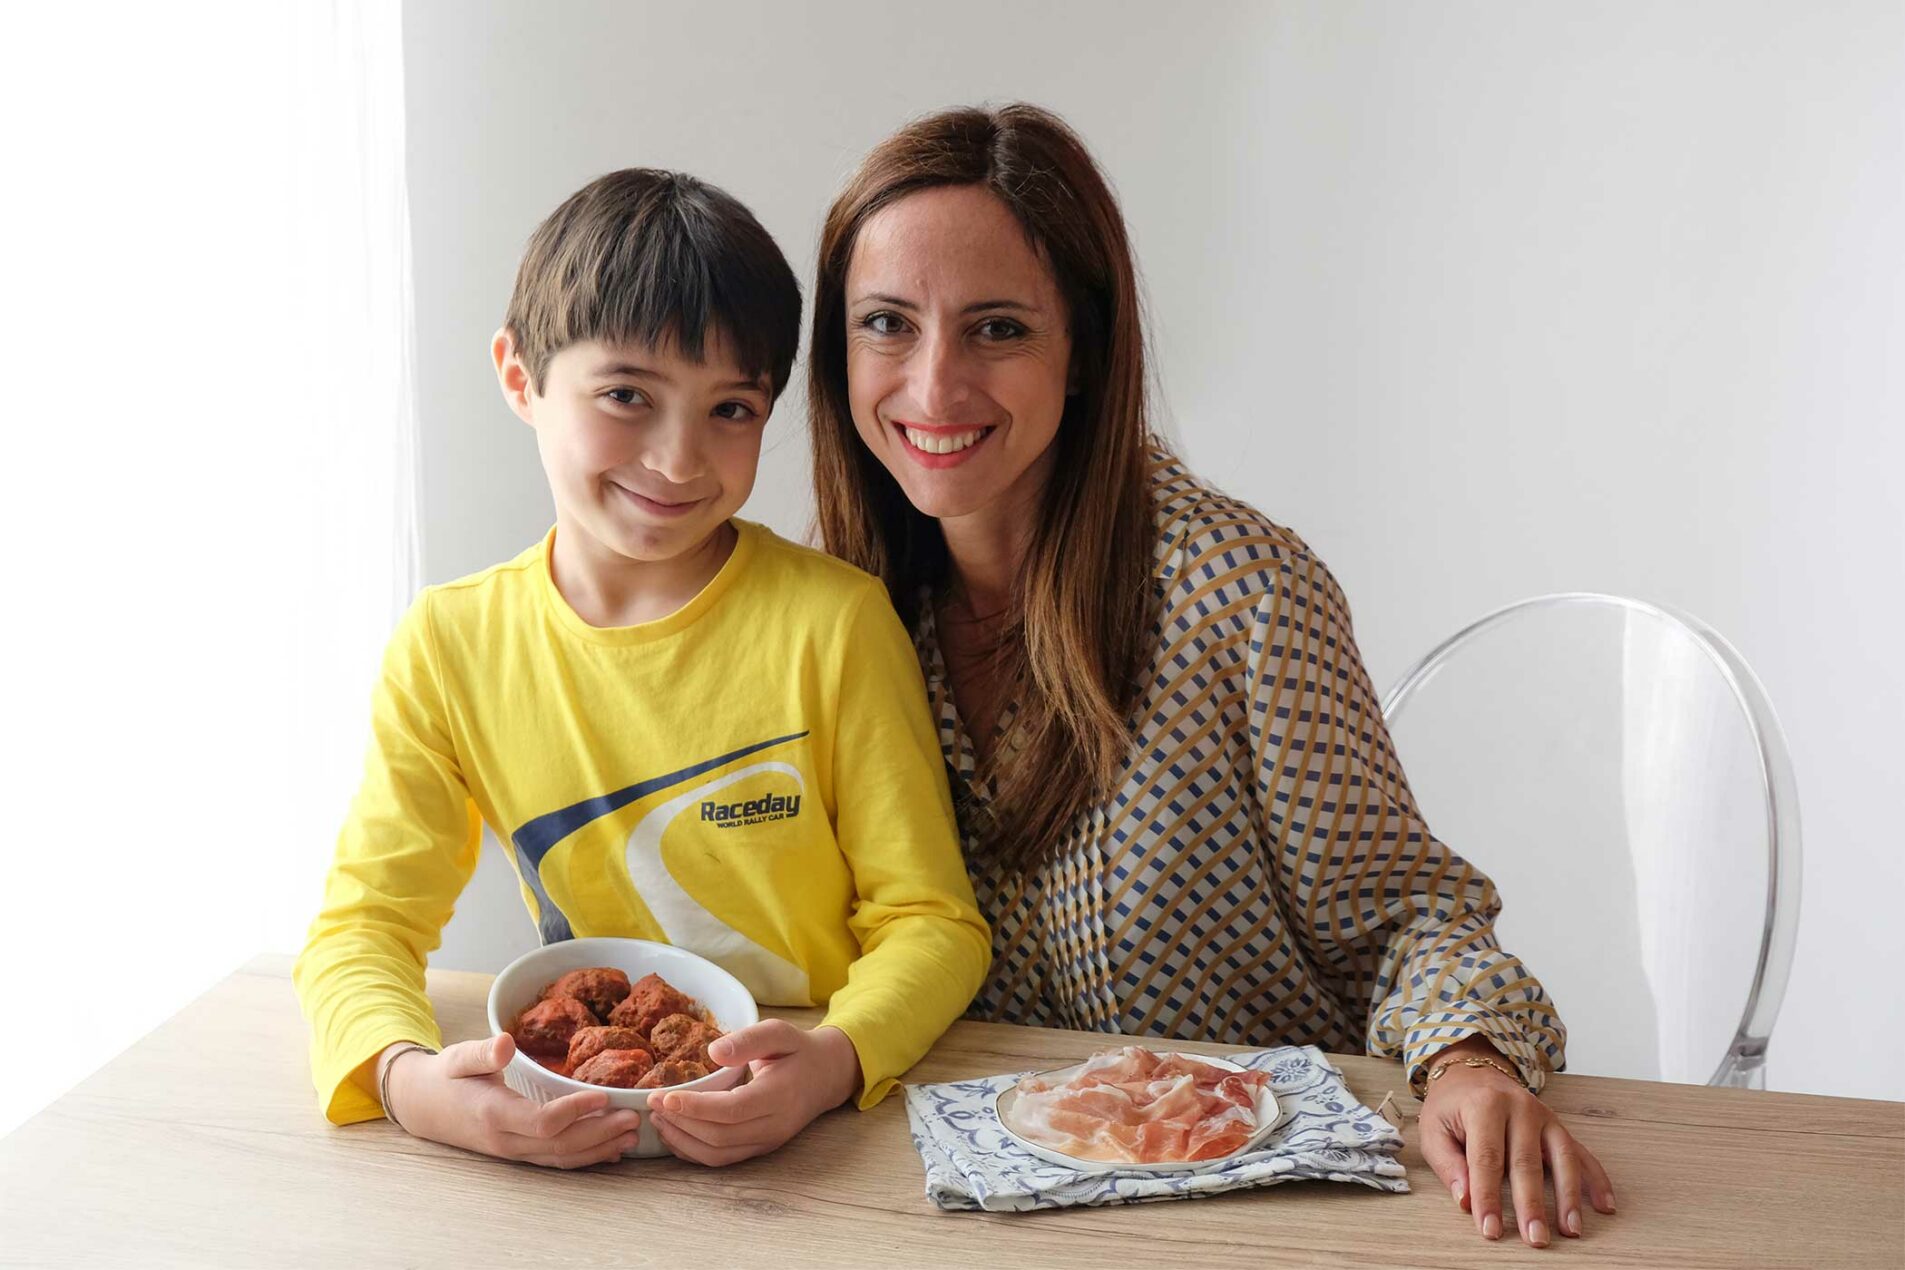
[2,2,417,1137]
[2,1,1897,1140]
[405,0,1903,1102]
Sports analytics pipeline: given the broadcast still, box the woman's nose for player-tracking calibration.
[909,328,973,420]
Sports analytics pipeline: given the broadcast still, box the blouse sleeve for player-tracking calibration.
[1245,548,1567,1093]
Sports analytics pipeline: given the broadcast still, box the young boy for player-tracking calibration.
[294,169,990,1169]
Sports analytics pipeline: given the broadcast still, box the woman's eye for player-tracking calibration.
[861,311,909,336]
[976,317,1026,341]
[604,387,647,407]
[713,400,759,422]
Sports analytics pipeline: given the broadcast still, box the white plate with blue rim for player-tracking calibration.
[991,1050,1281,1175]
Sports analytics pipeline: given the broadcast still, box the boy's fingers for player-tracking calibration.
[480,1086,607,1141]
[522,1089,614,1137]
[503,1108,641,1158]
[440,1035,511,1079]
[526,1129,641,1170]
[653,1112,762,1168]
[654,1079,777,1124]
[707,1019,802,1067]
[649,1109,771,1151]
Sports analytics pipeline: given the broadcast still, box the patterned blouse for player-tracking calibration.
[913,452,1566,1092]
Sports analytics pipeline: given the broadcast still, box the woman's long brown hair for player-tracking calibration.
[809,103,1159,872]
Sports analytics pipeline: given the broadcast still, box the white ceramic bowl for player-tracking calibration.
[486,937,759,1157]
[993,1051,1281,1174]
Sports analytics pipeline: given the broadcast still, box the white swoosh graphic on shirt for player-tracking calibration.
[625,761,813,1004]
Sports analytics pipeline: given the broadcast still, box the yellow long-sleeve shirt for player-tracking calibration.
[294,520,991,1124]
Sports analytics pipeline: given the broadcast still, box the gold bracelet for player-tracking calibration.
[1427,1054,1527,1089]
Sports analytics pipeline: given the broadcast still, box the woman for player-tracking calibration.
[808,103,1615,1247]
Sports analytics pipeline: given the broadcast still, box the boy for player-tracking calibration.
[294,169,990,1169]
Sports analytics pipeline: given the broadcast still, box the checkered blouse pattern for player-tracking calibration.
[914,452,1566,1092]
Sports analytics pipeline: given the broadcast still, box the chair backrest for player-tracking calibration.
[1381,593,1800,1087]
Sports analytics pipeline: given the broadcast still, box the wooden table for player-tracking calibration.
[2,957,1899,1268]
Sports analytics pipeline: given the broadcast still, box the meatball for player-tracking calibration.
[568,1025,651,1071]
[608,973,699,1036]
[512,996,599,1057]
[635,1058,712,1089]
[649,1014,723,1066]
[540,967,632,1020]
[572,1048,655,1089]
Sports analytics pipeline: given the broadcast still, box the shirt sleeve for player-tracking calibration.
[816,583,993,1109]
[1246,551,1567,1093]
[291,594,482,1124]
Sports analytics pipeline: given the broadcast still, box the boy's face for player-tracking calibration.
[495,329,772,567]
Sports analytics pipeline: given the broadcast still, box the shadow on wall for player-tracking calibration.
[435,830,541,972]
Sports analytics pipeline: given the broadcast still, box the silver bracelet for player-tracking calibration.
[377,1043,438,1132]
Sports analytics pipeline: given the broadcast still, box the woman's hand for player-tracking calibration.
[378,1035,642,1168]
[647,1020,860,1166]
[1417,1037,1617,1246]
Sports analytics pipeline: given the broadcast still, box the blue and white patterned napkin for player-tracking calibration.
[902,1045,1409,1212]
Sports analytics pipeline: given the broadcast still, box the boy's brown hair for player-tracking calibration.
[505,168,801,396]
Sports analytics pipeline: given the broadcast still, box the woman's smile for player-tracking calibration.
[892,419,999,466]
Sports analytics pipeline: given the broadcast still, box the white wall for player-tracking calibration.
[403,0,1904,1100]
[1,1,416,1137]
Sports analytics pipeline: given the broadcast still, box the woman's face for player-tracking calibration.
[844,184,1072,524]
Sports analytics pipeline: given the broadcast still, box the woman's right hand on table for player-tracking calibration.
[377,1035,640,1168]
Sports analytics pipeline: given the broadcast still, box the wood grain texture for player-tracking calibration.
[2,956,1898,1268]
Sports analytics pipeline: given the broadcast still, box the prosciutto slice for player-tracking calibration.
[1002,1047,1271,1164]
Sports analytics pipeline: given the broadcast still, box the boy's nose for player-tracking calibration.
[642,415,707,485]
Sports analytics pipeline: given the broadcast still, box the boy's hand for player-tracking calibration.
[647,1020,861,1166]
[379,1034,641,1169]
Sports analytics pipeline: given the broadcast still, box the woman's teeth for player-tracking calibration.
[903,426,990,455]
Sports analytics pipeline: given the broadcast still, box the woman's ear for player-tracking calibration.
[492,327,537,425]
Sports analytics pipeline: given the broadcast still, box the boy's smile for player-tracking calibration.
[494,328,774,626]
[610,481,705,518]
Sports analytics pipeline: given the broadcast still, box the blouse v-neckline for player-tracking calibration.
[917,595,1022,800]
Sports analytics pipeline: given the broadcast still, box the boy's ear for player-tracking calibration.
[492,327,537,425]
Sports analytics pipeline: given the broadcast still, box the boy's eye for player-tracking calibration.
[976,317,1026,341]
[860,311,909,336]
[713,400,760,422]
[604,387,648,407]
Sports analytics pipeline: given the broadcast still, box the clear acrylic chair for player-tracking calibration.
[1381,593,1800,1089]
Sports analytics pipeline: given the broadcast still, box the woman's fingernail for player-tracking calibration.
[1529,1219,1549,1247]
[1452,1178,1466,1207]
[1482,1213,1501,1240]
